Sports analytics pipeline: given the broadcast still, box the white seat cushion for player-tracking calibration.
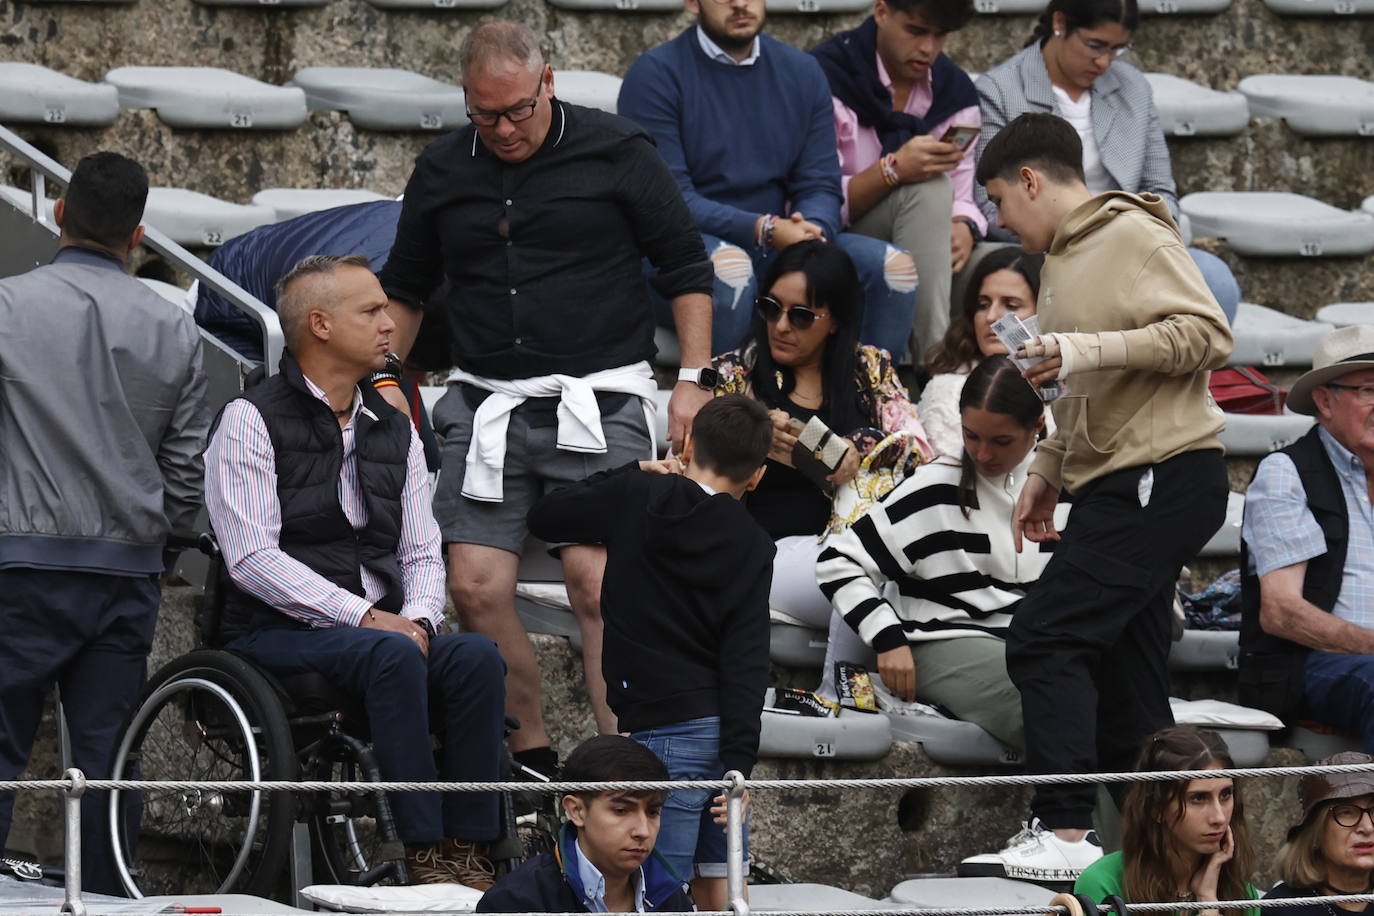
[554,71,624,114]
[1238,74,1374,137]
[1169,629,1239,671]
[301,883,484,913]
[1262,0,1374,15]
[1316,303,1374,328]
[1229,302,1335,366]
[1217,411,1315,457]
[106,67,307,129]
[1145,73,1249,136]
[251,188,390,222]
[0,63,119,126]
[144,188,276,246]
[291,67,466,131]
[1198,490,1243,557]
[1170,697,1284,730]
[1182,192,1374,257]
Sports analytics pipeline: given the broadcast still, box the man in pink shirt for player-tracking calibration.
[813,0,981,362]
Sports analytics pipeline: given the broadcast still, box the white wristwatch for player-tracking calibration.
[677,367,721,390]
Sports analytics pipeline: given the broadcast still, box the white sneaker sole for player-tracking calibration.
[957,861,1088,882]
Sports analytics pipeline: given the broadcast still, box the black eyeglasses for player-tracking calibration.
[1327,382,1374,406]
[466,74,545,127]
[757,295,827,331]
[1330,803,1374,827]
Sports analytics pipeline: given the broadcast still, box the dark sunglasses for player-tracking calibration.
[757,295,826,331]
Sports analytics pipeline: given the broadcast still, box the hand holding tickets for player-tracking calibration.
[1016,331,1131,384]
[992,313,1062,402]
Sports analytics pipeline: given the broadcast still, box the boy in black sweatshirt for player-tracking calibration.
[528,394,775,909]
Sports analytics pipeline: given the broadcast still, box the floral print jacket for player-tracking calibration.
[713,342,934,472]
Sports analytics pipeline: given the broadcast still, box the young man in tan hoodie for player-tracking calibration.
[958,112,1234,881]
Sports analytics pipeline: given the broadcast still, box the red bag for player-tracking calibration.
[1210,367,1288,415]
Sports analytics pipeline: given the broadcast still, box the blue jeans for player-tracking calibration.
[1187,248,1240,326]
[631,716,747,880]
[228,627,506,842]
[1303,650,1374,754]
[652,233,918,357]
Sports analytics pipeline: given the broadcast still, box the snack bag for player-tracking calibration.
[834,662,879,713]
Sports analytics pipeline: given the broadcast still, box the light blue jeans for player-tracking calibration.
[630,716,747,879]
[1188,248,1241,325]
[652,232,918,357]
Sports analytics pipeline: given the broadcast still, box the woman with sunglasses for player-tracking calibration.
[919,246,1044,457]
[1268,752,1374,916]
[972,0,1239,323]
[713,240,933,701]
[1076,725,1259,916]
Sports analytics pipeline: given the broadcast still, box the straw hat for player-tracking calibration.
[1288,324,1374,416]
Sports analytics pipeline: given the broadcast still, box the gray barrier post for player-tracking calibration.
[60,768,87,916]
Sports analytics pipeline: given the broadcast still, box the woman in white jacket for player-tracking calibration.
[817,355,1066,748]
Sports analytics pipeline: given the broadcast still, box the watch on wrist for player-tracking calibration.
[678,367,720,391]
[956,217,983,243]
[369,351,403,389]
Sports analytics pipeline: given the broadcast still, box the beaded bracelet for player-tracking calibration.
[757,213,779,251]
[880,154,901,188]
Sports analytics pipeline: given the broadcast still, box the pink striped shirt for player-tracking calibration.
[832,52,985,234]
[204,376,445,633]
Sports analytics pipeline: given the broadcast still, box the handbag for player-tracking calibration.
[1209,367,1288,415]
[824,430,917,539]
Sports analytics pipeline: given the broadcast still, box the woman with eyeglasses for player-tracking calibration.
[713,239,933,702]
[1268,752,1374,916]
[919,246,1045,457]
[1076,725,1259,916]
[972,0,1240,323]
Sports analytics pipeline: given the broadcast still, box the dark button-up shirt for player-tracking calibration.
[379,101,713,380]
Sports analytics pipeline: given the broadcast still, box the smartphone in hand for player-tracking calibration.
[940,124,979,151]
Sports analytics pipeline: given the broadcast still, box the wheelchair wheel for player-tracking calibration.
[108,650,297,898]
[305,731,407,886]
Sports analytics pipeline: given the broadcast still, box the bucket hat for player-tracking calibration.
[1289,751,1374,838]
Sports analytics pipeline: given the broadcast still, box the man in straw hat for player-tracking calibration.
[1240,324,1374,751]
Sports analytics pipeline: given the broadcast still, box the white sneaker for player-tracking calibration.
[957,818,1103,881]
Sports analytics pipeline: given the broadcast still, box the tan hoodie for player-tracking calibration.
[1030,191,1234,493]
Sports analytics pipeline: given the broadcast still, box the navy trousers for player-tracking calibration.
[227,627,505,843]
[0,567,160,896]
[1304,651,1374,754]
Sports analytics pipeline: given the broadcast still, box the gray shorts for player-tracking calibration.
[431,384,653,555]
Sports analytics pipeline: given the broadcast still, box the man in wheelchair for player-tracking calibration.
[203,254,506,889]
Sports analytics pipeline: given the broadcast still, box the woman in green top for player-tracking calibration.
[1076,725,1259,916]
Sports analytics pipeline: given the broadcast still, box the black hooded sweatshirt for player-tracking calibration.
[528,463,775,776]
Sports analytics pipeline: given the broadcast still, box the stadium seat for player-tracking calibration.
[1138,0,1230,11]
[1238,75,1374,137]
[554,71,623,114]
[1316,303,1374,327]
[967,0,1043,13]
[1229,302,1335,367]
[194,0,329,6]
[1365,194,1374,217]
[1262,0,1374,15]
[1217,411,1315,457]
[1181,192,1374,257]
[889,878,1052,909]
[1172,699,1280,766]
[760,690,893,761]
[291,67,466,131]
[1288,724,1362,759]
[144,189,276,247]
[886,708,1022,766]
[105,67,307,130]
[365,0,506,7]
[765,0,871,11]
[1169,629,1239,672]
[252,188,390,221]
[768,620,827,668]
[753,885,891,913]
[1198,490,1242,557]
[1144,73,1249,136]
[0,63,120,127]
[139,277,192,311]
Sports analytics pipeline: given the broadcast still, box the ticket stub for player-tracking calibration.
[991,314,1062,403]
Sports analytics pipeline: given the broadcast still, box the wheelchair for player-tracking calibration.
[106,534,558,901]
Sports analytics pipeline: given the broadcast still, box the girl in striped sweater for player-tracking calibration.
[817,355,1067,748]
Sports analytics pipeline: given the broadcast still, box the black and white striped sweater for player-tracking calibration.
[816,454,1068,652]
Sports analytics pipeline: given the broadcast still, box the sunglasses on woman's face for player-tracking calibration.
[757,295,826,331]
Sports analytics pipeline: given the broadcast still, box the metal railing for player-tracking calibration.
[12,759,1374,916]
[0,123,285,373]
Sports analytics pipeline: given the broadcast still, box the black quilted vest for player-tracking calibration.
[1238,426,1349,724]
[215,351,412,645]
